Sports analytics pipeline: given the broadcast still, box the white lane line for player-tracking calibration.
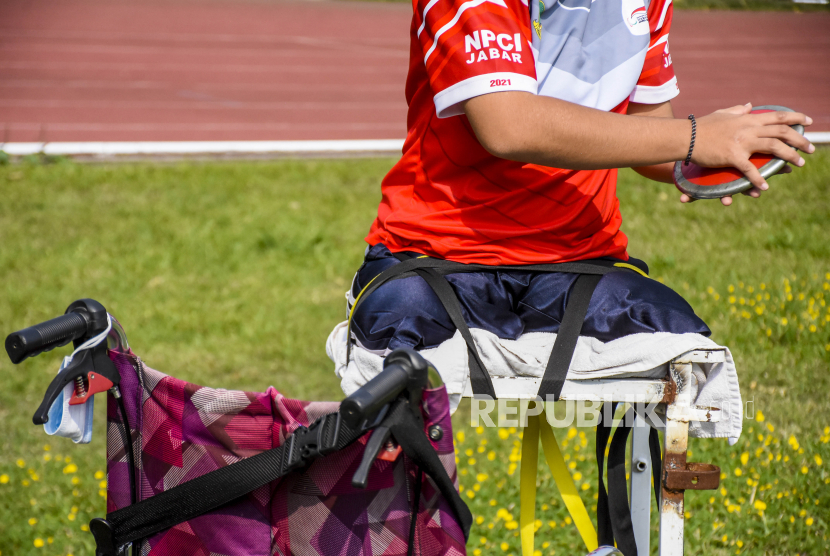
[1,140,406,156]
[807,132,830,144]
[2,133,827,157]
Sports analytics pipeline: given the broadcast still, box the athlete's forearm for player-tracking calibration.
[627,100,677,183]
[463,91,690,170]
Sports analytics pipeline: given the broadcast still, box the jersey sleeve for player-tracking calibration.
[629,0,678,104]
[416,0,537,118]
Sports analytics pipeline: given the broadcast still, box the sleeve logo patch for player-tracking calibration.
[622,0,649,36]
[465,30,523,64]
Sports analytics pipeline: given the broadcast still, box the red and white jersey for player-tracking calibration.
[366,0,679,265]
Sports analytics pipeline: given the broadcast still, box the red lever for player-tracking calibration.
[68,372,114,405]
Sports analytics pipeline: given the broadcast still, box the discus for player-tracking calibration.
[673,105,805,200]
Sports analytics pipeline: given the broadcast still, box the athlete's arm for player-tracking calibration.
[626,100,676,183]
[462,93,813,193]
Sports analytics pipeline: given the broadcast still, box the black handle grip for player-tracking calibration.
[5,299,110,365]
[340,349,431,428]
[6,312,89,364]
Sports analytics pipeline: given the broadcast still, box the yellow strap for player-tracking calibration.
[520,413,541,556]
[539,415,598,552]
[612,261,650,278]
[519,408,598,556]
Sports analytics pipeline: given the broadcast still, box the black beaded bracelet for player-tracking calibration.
[684,114,696,166]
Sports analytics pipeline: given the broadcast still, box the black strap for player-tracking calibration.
[347,256,620,362]
[649,427,662,506]
[95,412,355,550]
[606,409,637,556]
[392,253,496,398]
[407,466,423,556]
[536,273,603,400]
[596,407,664,556]
[595,402,616,547]
[381,398,473,539]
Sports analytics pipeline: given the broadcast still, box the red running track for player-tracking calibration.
[1,0,828,143]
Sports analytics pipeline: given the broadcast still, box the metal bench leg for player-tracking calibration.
[658,359,692,556]
[629,416,652,556]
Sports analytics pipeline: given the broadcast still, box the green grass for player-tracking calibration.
[0,152,828,555]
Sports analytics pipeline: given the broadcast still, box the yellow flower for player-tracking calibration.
[68,513,76,521]
[572,472,582,481]
[500,542,509,551]
[736,540,743,548]
[755,411,764,423]
[28,517,38,526]
[71,476,80,485]
[734,468,743,476]
[564,516,572,525]
[476,516,484,525]
[487,451,496,461]
[0,474,9,484]
[47,538,53,544]
[474,550,482,556]
[740,453,749,465]
[722,534,728,543]
[456,431,465,443]
[806,517,814,526]
[548,521,557,528]
[801,466,808,474]
[16,459,25,468]
[799,509,807,517]
[33,538,45,548]
[814,455,823,466]
[498,429,509,440]
[505,520,518,530]
[94,470,106,480]
[781,317,788,326]
[753,500,766,511]
[63,463,78,474]
[80,524,89,532]
[42,454,51,462]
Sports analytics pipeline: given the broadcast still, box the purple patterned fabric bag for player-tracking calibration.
[105,351,468,556]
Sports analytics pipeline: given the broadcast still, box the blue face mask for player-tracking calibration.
[43,355,95,444]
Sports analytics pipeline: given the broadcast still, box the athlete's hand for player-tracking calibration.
[680,103,814,206]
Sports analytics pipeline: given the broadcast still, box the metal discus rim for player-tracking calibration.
[673,105,805,200]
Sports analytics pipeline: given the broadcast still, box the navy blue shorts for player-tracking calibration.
[351,244,710,353]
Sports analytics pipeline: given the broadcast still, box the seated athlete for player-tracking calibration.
[343,0,813,375]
